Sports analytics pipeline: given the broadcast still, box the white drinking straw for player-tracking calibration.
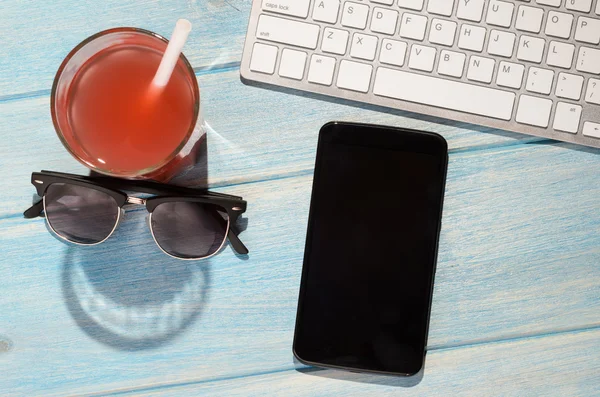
[152,19,192,88]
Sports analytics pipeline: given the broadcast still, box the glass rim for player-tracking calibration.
[50,27,200,178]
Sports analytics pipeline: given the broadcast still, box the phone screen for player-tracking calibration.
[293,123,448,376]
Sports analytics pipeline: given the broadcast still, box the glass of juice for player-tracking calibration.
[51,27,202,181]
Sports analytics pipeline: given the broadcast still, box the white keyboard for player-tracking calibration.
[240,0,600,148]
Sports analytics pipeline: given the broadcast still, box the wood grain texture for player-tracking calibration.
[0,69,537,219]
[0,0,251,98]
[120,329,600,396]
[1,142,599,395]
[2,0,600,395]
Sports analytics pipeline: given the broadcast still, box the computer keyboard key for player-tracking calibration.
[250,43,278,74]
[545,11,574,39]
[380,39,408,66]
[457,0,485,22]
[351,33,379,60]
[574,17,600,44]
[429,19,457,46]
[458,24,487,52]
[342,2,370,29]
[467,55,495,83]
[398,0,425,10]
[322,28,349,55]
[556,73,584,100]
[279,49,307,80]
[546,41,575,69]
[585,79,600,105]
[516,95,553,127]
[337,60,373,92]
[576,47,600,74]
[488,30,516,57]
[516,6,544,33]
[438,50,466,77]
[535,0,561,7]
[399,13,428,40]
[427,0,456,16]
[308,54,336,85]
[256,15,320,49]
[565,0,592,12]
[526,67,554,94]
[496,61,525,89]
[373,67,516,120]
[486,0,515,28]
[517,35,545,63]
[370,7,399,34]
[312,0,341,23]
[371,0,395,4]
[409,44,437,71]
[262,0,311,18]
[597,1,600,14]
[553,102,582,133]
[533,71,557,94]
[583,122,600,139]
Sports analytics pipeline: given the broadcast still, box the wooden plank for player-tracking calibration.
[0,69,533,219]
[134,329,600,396]
[0,0,251,97]
[1,142,600,395]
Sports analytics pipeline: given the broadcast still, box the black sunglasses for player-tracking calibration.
[24,171,248,260]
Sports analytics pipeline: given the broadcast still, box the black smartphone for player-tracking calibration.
[293,122,448,376]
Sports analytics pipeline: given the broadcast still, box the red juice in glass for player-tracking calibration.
[52,28,202,181]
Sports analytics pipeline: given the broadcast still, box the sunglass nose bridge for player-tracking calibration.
[126,196,147,205]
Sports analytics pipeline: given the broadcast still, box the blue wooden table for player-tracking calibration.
[1,1,599,395]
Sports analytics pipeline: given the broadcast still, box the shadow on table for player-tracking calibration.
[60,133,248,351]
[61,242,212,351]
[293,358,425,388]
[527,139,600,155]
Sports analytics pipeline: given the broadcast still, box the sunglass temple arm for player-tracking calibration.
[23,200,44,219]
[228,225,249,255]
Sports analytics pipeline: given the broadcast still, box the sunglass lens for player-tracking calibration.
[44,183,120,244]
[150,201,229,259]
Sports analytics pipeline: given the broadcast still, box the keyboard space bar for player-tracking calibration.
[373,68,516,121]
